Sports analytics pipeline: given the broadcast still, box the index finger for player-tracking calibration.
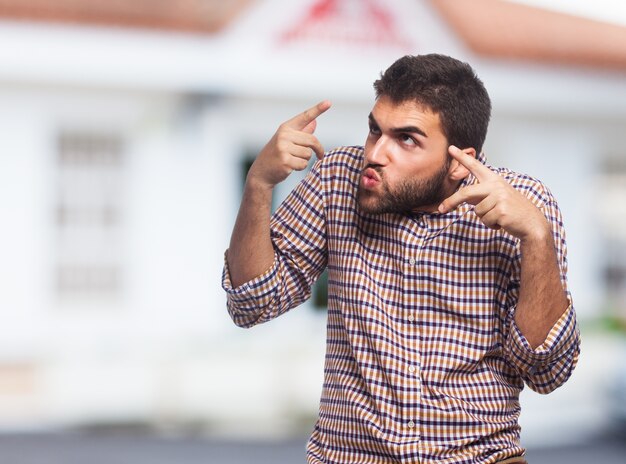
[284,100,332,130]
[448,145,496,183]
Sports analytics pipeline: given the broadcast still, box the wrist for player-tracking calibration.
[519,219,552,246]
[245,170,275,193]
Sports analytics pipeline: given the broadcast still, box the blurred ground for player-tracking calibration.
[0,430,624,463]
[0,331,623,462]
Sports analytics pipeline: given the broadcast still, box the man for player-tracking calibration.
[222,54,580,464]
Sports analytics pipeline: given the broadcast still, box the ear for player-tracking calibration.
[448,147,477,181]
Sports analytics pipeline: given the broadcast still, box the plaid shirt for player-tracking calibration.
[222,146,580,464]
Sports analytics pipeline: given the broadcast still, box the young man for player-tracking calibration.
[222,54,580,464]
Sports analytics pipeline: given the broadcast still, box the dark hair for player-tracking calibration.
[374,54,491,153]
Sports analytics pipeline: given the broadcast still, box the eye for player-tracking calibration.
[399,134,417,146]
[368,124,381,136]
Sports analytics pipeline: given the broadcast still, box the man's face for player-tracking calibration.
[358,96,453,215]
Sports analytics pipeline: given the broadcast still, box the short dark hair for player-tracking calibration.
[374,54,491,153]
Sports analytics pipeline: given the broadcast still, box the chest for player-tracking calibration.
[326,212,517,319]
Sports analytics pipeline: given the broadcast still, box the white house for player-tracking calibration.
[0,0,624,445]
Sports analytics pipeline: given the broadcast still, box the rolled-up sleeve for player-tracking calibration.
[506,303,580,393]
[504,196,581,394]
[222,160,328,328]
[222,251,281,327]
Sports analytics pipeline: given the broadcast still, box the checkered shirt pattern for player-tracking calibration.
[222,146,580,464]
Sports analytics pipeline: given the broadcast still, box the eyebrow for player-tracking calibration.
[368,113,428,138]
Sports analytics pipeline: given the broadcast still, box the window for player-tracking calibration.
[54,131,126,300]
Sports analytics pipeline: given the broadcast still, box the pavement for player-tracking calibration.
[0,431,624,463]
[1,333,623,463]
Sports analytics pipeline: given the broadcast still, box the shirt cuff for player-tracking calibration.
[221,250,280,309]
[507,303,578,375]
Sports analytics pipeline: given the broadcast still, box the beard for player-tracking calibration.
[357,158,450,215]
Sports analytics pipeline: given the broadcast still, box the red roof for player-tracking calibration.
[430,0,626,71]
[0,0,625,71]
[0,0,253,34]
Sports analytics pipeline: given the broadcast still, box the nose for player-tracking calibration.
[365,135,389,166]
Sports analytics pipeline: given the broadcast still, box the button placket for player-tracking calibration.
[401,216,425,437]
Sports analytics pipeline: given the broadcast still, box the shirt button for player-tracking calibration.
[407,421,415,428]
[408,258,416,266]
[408,366,416,374]
[408,315,415,322]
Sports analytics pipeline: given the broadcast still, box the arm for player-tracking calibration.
[439,147,580,392]
[223,101,331,328]
[515,223,569,348]
[505,199,579,393]
[226,178,274,289]
[227,101,331,288]
[439,146,570,347]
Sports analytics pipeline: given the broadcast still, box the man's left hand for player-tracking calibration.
[438,146,550,242]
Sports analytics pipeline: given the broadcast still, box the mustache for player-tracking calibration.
[363,164,384,176]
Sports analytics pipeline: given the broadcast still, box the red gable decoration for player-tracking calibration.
[279,0,411,49]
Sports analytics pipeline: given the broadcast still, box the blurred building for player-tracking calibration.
[0,0,625,444]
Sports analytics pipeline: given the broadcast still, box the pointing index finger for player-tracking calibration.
[438,184,489,213]
[448,145,495,183]
[285,100,332,130]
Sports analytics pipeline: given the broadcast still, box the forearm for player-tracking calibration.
[227,178,275,288]
[514,224,570,349]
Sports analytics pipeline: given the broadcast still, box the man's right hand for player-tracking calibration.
[227,100,332,288]
[247,100,332,190]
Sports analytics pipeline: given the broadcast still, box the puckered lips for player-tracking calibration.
[361,167,381,190]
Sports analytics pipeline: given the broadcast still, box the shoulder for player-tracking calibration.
[315,145,363,185]
[320,145,363,171]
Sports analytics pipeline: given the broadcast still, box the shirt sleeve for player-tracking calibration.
[222,161,328,328]
[503,197,581,394]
